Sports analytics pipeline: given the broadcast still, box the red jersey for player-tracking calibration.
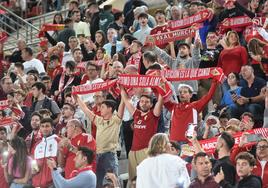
[24,92,33,108]
[51,66,63,80]
[55,120,67,137]
[63,133,96,179]
[32,135,60,188]
[131,109,159,151]
[150,24,170,49]
[251,45,268,74]
[126,51,142,72]
[165,80,218,141]
[218,46,248,75]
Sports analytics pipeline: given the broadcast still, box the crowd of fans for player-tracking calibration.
[0,0,268,187]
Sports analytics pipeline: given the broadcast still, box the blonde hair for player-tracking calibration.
[147,133,169,157]
[226,30,240,47]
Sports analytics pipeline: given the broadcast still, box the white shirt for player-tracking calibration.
[61,51,74,68]
[23,58,45,74]
[136,154,190,188]
[73,21,91,37]
[133,25,152,44]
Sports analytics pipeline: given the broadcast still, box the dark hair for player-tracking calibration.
[24,47,33,56]
[65,60,76,71]
[138,12,148,19]
[72,47,81,54]
[219,112,230,120]
[147,63,162,70]
[122,34,137,45]
[10,136,28,177]
[154,9,165,15]
[132,40,143,48]
[64,17,73,25]
[95,30,106,47]
[101,100,117,113]
[228,72,240,83]
[50,54,60,61]
[143,51,157,63]
[140,94,153,104]
[235,152,256,167]
[114,11,123,21]
[78,146,95,164]
[193,152,209,164]
[86,62,99,71]
[96,47,106,54]
[170,141,180,151]
[220,132,235,150]
[32,82,46,93]
[39,109,52,117]
[0,126,7,134]
[53,13,63,24]
[71,10,80,17]
[14,62,24,70]
[40,117,53,126]
[41,75,51,81]
[31,111,42,120]
[27,70,39,78]
[63,103,75,112]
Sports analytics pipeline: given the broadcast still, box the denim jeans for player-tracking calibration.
[96,151,118,188]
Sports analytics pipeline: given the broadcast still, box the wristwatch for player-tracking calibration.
[53,167,58,171]
[248,98,252,103]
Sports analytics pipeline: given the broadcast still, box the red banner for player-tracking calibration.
[168,9,213,30]
[72,79,117,95]
[162,67,224,82]
[146,27,196,46]
[71,68,224,95]
[219,16,266,33]
[181,128,268,157]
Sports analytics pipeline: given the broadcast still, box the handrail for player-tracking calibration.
[0,4,40,32]
[25,9,69,22]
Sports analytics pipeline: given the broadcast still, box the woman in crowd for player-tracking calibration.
[218,30,248,92]
[248,38,268,80]
[4,136,32,188]
[221,72,242,119]
[94,30,106,50]
[136,133,190,188]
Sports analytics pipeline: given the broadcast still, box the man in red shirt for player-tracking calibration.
[126,40,143,72]
[165,78,218,142]
[120,87,163,181]
[59,119,96,179]
[32,118,61,188]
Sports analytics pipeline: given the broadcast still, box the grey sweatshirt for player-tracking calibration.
[52,169,96,188]
[153,45,201,95]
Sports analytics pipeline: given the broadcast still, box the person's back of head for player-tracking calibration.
[220,131,235,151]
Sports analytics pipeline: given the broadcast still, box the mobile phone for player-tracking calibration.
[246,134,262,142]
[185,123,196,139]
[230,90,236,95]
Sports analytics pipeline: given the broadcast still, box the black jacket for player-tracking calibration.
[220,175,262,188]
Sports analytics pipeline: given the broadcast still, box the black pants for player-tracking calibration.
[122,120,133,158]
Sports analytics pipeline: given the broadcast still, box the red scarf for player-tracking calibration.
[41,24,65,31]
[72,68,224,95]
[59,72,75,92]
[181,128,268,157]
[146,27,196,46]
[70,165,93,178]
[168,9,213,30]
